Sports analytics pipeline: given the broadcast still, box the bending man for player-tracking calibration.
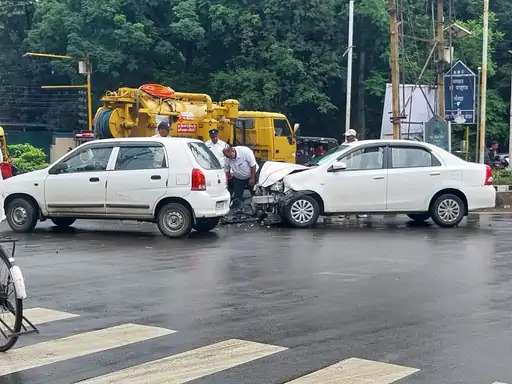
[223,146,259,208]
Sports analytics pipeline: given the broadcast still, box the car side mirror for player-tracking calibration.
[49,162,68,175]
[328,161,347,172]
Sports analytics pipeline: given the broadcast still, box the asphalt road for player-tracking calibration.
[0,214,511,384]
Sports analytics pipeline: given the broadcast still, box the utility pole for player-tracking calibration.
[436,0,445,118]
[345,0,354,135]
[478,0,489,164]
[508,51,512,168]
[388,0,401,139]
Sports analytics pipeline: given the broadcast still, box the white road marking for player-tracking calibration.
[0,323,175,376]
[23,307,79,325]
[284,357,419,383]
[78,338,287,383]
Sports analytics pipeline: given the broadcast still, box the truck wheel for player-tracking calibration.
[430,194,465,228]
[6,198,38,233]
[157,203,193,238]
[193,218,220,232]
[283,195,320,228]
[50,218,76,228]
[406,214,431,222]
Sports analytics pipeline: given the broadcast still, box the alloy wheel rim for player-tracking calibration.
[438,199,461,223]
[290,199,314,224]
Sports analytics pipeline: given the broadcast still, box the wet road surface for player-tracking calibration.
[0,214,511,383]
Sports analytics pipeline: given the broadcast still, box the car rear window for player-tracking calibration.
[188,142,222,170]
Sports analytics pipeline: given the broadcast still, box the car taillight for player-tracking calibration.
[191,168,206,191]
[484,164,493,185]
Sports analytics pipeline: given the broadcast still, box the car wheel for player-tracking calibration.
[283,195,320,228]
[407,214,431,222]
[50,218,76,228]
[157,203,193,238]
[430,194,465,228]
[6,198,38,233]
[193,217,220,232]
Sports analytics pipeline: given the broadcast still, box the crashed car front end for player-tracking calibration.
[251,161,314,223]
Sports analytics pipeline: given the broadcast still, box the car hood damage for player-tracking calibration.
[256,161,308,187]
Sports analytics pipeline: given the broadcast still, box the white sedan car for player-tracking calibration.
[253,140,496,228]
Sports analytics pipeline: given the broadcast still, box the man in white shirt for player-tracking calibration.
[152,121,171,137]
[204,128,228,167]
[343,129,358,144]
[223,146,259,208]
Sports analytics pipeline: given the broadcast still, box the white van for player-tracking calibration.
[1,137,230,238]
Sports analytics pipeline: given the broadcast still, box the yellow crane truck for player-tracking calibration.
[92,84,299,163]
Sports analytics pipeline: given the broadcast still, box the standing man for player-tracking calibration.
[223,146,259,208]
[343,129,358,144]
[205,128,228,167]
[153,121,171,137]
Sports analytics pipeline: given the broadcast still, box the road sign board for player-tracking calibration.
[425,115,451,152]
[444,60,476,124]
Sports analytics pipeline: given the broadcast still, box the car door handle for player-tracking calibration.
[373,176,385,180]
[89,177,99,182]
[430,172,441,176]
[151,175,161,180]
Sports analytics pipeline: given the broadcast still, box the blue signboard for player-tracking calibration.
[444,60,476,124]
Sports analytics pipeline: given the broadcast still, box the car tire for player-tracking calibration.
[6,198,39,233]
[407,213,431,222]
[157,203,193,238]
[430,194,465,228]
[193,217,220,232]
[50,218,76,228]
[283,195,320,228]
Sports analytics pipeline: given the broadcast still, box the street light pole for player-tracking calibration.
[345,0,354,135]
[478,0,489,164]
[24,52,93,132]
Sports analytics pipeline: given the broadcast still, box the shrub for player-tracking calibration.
[7,144,48,174]
[492,169,512,185]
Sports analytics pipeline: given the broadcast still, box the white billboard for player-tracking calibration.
[380,83,437,140]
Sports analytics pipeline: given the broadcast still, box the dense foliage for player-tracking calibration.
[7,143,48,173]
[0,0,511,144]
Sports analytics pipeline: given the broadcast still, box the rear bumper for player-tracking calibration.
[465,185,496,211]
[187,190,231,218]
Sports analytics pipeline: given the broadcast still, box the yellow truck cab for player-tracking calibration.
[234,111,297,163]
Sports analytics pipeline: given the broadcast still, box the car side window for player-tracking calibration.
[57,146,113,173]
[115,145,167,170]
[339,146,384,170]
[391,147,441,168]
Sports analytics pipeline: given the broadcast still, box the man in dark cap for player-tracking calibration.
[153,121,171,137]
[205,128,228,167]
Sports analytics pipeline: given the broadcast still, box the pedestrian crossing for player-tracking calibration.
[0,307,509,383]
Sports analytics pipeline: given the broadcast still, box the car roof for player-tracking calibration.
[349,139,440,150]
[85,137,202,145]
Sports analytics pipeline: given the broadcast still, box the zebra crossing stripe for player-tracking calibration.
[77,338,287,383]
[23,308,79,325]
[284,357,419,383]
[0,323,175,376]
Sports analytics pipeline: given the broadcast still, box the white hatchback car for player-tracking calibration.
[253,140,496,228]
[1,137,230,238]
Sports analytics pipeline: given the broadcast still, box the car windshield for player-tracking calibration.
[306,144,352,166]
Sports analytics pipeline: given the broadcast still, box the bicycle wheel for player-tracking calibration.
[0,246,23,352]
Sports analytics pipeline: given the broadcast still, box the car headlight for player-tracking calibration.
[270,180,284,192]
